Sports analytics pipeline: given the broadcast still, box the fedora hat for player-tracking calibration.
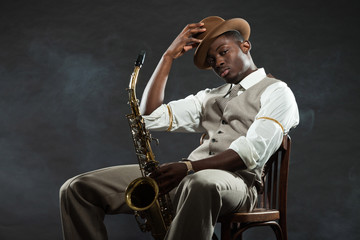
[193,16,250,69]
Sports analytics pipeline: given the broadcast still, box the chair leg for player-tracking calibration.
[212,233,219,240]
[230,221,283,240]
[269,222,284,240]
[221,221,232,240]
[231,223,243,240]
[279,219,288,240]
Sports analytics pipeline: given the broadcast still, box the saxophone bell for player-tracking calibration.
[125,177,159,212]
[125,177,168,240]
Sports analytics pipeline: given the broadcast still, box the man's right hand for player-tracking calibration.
[140,22,206,115]
[164,22,206,60]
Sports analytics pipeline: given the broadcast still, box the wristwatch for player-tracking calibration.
[181,160,195,175]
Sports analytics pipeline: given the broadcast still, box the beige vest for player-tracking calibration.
[188,76,280,189]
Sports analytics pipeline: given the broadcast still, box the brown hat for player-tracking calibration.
[193,16,250,69]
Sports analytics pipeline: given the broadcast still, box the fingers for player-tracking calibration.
[183,22,206,39]
[186,22,205,29]
[176,23,206,56]
[165,22,206,59]
[178,23,205,50]
[183,22,205,34]
[150,162,187,194]
[153,171,173,194]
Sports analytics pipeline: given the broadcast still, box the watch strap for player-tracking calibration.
[181,160,194,175]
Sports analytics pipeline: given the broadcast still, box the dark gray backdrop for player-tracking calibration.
[1,0,359,239]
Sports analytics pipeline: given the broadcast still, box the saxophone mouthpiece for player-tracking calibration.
[135,50,146,67]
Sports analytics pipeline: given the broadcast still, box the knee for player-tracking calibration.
[184,171,221,197]
[59,174,93,200]
[59,177,73,199]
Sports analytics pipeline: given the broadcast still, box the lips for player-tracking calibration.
[219,68,230,78]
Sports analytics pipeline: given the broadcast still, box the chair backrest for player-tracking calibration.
[258,135,291,231]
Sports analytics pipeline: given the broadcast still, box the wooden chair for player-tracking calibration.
[216,135,292,240]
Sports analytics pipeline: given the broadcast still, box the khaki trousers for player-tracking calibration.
[59,164,257,240]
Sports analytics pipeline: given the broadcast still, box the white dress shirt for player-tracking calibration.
[143,68,299,170]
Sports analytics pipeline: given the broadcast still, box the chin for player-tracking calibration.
[224,77,239,84]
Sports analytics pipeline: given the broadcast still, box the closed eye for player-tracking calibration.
[207,57,215,65]
[220,50,228,56]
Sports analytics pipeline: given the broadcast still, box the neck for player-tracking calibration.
[235,64,257,84]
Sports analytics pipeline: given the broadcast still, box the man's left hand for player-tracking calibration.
[150,162,187,194]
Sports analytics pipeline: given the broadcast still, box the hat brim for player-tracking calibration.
[194,18,250,69]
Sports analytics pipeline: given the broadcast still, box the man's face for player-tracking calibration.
[206,35,251,84]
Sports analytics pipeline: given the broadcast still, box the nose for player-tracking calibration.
[215,57,225,69]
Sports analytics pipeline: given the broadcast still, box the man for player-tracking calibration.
[60,16,299,240]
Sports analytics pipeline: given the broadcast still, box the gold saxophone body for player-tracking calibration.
[125,51,174,240]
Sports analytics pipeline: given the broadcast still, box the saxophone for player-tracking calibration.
[125,51,174,240]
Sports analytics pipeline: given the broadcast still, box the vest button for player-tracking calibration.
[211,138,217,142]
[221,120,228,125]
[209,151,214,155]
[217,130,223,134]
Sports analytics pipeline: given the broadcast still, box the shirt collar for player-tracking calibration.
[238,68,266,90]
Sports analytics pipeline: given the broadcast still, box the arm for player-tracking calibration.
[140,22,206,115]
[153,82,299,194]
[151,149,246,194]
[191,149,246,172]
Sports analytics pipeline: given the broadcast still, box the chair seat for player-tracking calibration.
[218,208,280,223]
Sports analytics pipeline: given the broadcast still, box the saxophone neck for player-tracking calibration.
[129,66,141,91]
[129,50,146,100]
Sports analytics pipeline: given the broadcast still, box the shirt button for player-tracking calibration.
[217,130,223,134]
[221,120,228,125]
[211,138,217,143]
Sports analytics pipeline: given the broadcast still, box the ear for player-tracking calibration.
[239,40,251,54]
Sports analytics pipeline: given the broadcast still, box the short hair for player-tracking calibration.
[219,30,245,42]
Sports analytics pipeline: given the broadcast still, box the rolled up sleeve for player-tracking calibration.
[229,82,299,170]
[143,89,208,133]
